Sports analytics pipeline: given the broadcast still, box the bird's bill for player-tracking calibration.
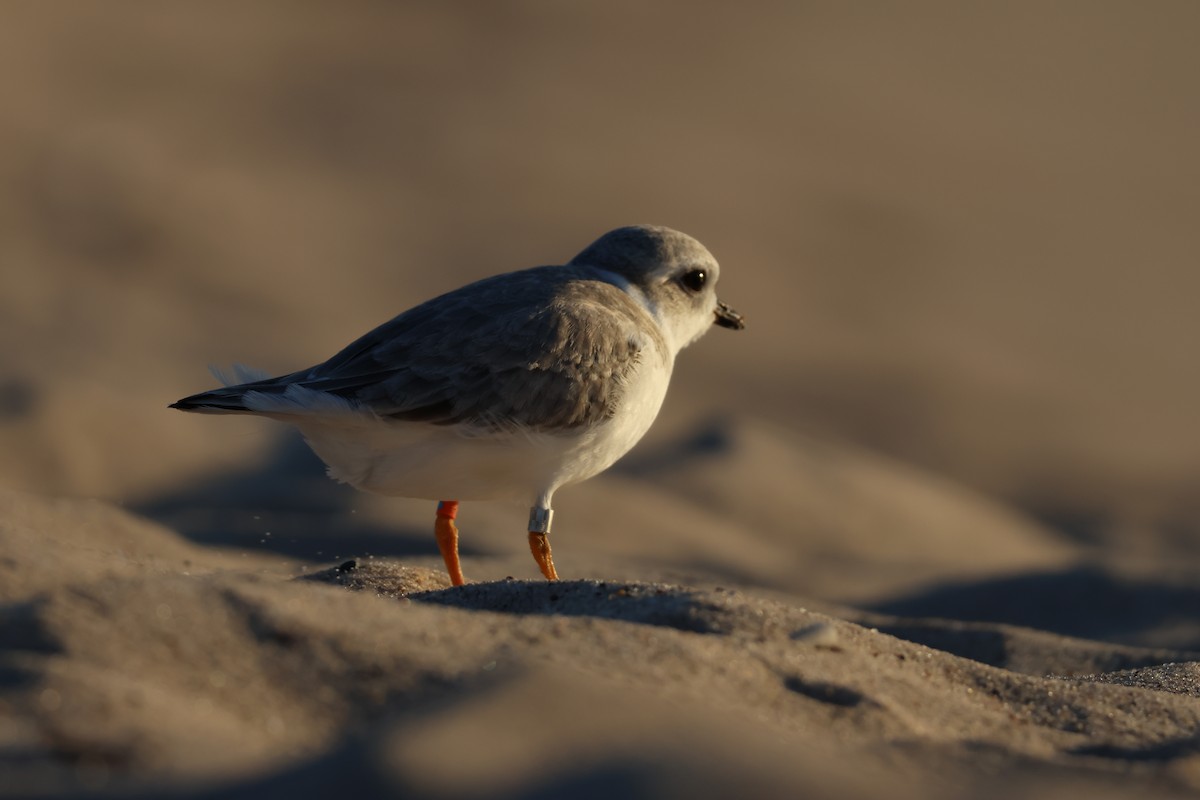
[714,301,745,330]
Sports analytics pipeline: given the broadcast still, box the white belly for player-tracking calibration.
[294,354,673,508]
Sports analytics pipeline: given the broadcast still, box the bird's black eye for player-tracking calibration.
[680,269,707,293]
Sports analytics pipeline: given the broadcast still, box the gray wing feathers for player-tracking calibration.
[262,267,656,431]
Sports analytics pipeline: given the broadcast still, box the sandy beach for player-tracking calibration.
[3,4,1200,798]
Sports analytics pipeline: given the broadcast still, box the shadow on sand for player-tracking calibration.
[867,564,1200,652]
[134,430,440,562]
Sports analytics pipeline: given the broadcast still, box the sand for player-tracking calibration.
[4,3,1200,798]
[5,488,1200,799]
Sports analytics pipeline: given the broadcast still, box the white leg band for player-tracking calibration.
[528,507,554,534]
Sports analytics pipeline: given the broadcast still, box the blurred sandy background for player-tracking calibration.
[3,0,1199,548]
[3,2,1200,797]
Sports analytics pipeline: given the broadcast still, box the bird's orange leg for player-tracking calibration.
[527,507,558,581]
[528,532,559,581]
[434,501,466,586]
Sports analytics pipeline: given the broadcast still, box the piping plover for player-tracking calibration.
[171,225,744,584]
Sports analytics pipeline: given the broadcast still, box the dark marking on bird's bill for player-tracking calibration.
[714,301,745,330]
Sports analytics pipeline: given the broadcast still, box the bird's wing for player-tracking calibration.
[242,267,663,432]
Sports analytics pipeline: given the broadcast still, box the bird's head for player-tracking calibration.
[570,225,744,352]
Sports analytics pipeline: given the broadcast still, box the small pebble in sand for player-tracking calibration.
[789,622,839,647]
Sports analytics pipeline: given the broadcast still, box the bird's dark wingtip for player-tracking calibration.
[169,392,249,414]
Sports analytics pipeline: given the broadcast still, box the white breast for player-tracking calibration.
[540,347,674,501]
[292,348,673,509]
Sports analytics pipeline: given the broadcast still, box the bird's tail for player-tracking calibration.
[169,364,279,414]
[169,387,255,414]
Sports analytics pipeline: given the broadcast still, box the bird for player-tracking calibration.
[171,225,744,585]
